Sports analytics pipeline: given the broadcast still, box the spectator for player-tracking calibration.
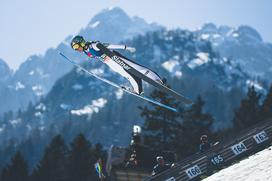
[125,151,139,169]
[94,158,106,180]
[199,135,212,153]
[152,156,173,176]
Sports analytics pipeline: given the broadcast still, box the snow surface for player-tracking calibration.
[15,81,25,90]
[91,68,104,76]
[39,126,45,131]
[26,124,32,131]
[60,104,72,110]
[9,118,22,126]
[72,84,83,90]
[71,98,107,120]
[89,21,100,28]
[35,103,46,111]
[226,29,235,37]
[0,126,4,132]
[213,34,221,39]
[232,33,239,37]
[187,52,210,69]
[197,52,209,62]
[246,80,264,91]
[203,146,272,181]
[29,70,35,75]
[34,112,42,117]
[162,60,179,72]
[174,71,182,77]
[162,60,182,78]
[36,68,48,78]
[108,6,116,10]
[32,85,44,96]
[115,89,124,100]
[201,34,210,40]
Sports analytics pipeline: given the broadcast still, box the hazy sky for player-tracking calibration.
[1,0,271,70]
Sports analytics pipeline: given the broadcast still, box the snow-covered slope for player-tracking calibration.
[204,146,272,181]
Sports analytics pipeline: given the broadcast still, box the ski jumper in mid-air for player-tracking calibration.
[71,35,163,95]
[70,35,192,106]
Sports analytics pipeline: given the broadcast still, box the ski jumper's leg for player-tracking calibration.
[90,43,143,94]
[104,59,143,94]
[121,57,163,84]
[113,51,163,84]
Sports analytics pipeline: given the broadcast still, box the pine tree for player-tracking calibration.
[233,86,261,130]
[67,134,95,181]
[3,111,13,122]
[0,167,8,181]
[31,135,68,181]
[0,151,28,181]
[17,109,22,118]
[175,96,214,157]
[0,140,16,171]
[260,85,272,121]
[140,80,182,151]
[27,101,33,112]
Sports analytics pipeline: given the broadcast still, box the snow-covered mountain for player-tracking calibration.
[0,29,260,150]
[195,23,272,81]
[0,7,162,115]
[79,7,162,43]
[203,146,272,181]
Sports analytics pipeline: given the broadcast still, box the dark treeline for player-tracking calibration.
[140,84,272,159]
[0,134,106,181]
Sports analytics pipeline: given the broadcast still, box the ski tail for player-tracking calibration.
[58,51,178,112]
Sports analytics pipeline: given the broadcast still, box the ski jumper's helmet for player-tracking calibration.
[71,35,86,50]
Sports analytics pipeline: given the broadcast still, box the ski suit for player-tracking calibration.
[84,41,162,94]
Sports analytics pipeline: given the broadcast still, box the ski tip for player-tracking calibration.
[173,108,178,113]
[159,103,178,113]
[57,50,68,59]
[58,51,64,57]
[163,106,178,113]
[56,49,62,54]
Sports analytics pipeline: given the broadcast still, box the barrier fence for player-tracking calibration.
[144,119,272,181]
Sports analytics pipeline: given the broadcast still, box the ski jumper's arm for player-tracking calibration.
[103,43,136,53]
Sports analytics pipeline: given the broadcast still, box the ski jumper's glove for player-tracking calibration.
[126,47,136,53]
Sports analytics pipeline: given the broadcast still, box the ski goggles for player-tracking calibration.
[72,42,86,50]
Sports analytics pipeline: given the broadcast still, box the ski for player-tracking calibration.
[96,43,193,104]
[59,52,178,112]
